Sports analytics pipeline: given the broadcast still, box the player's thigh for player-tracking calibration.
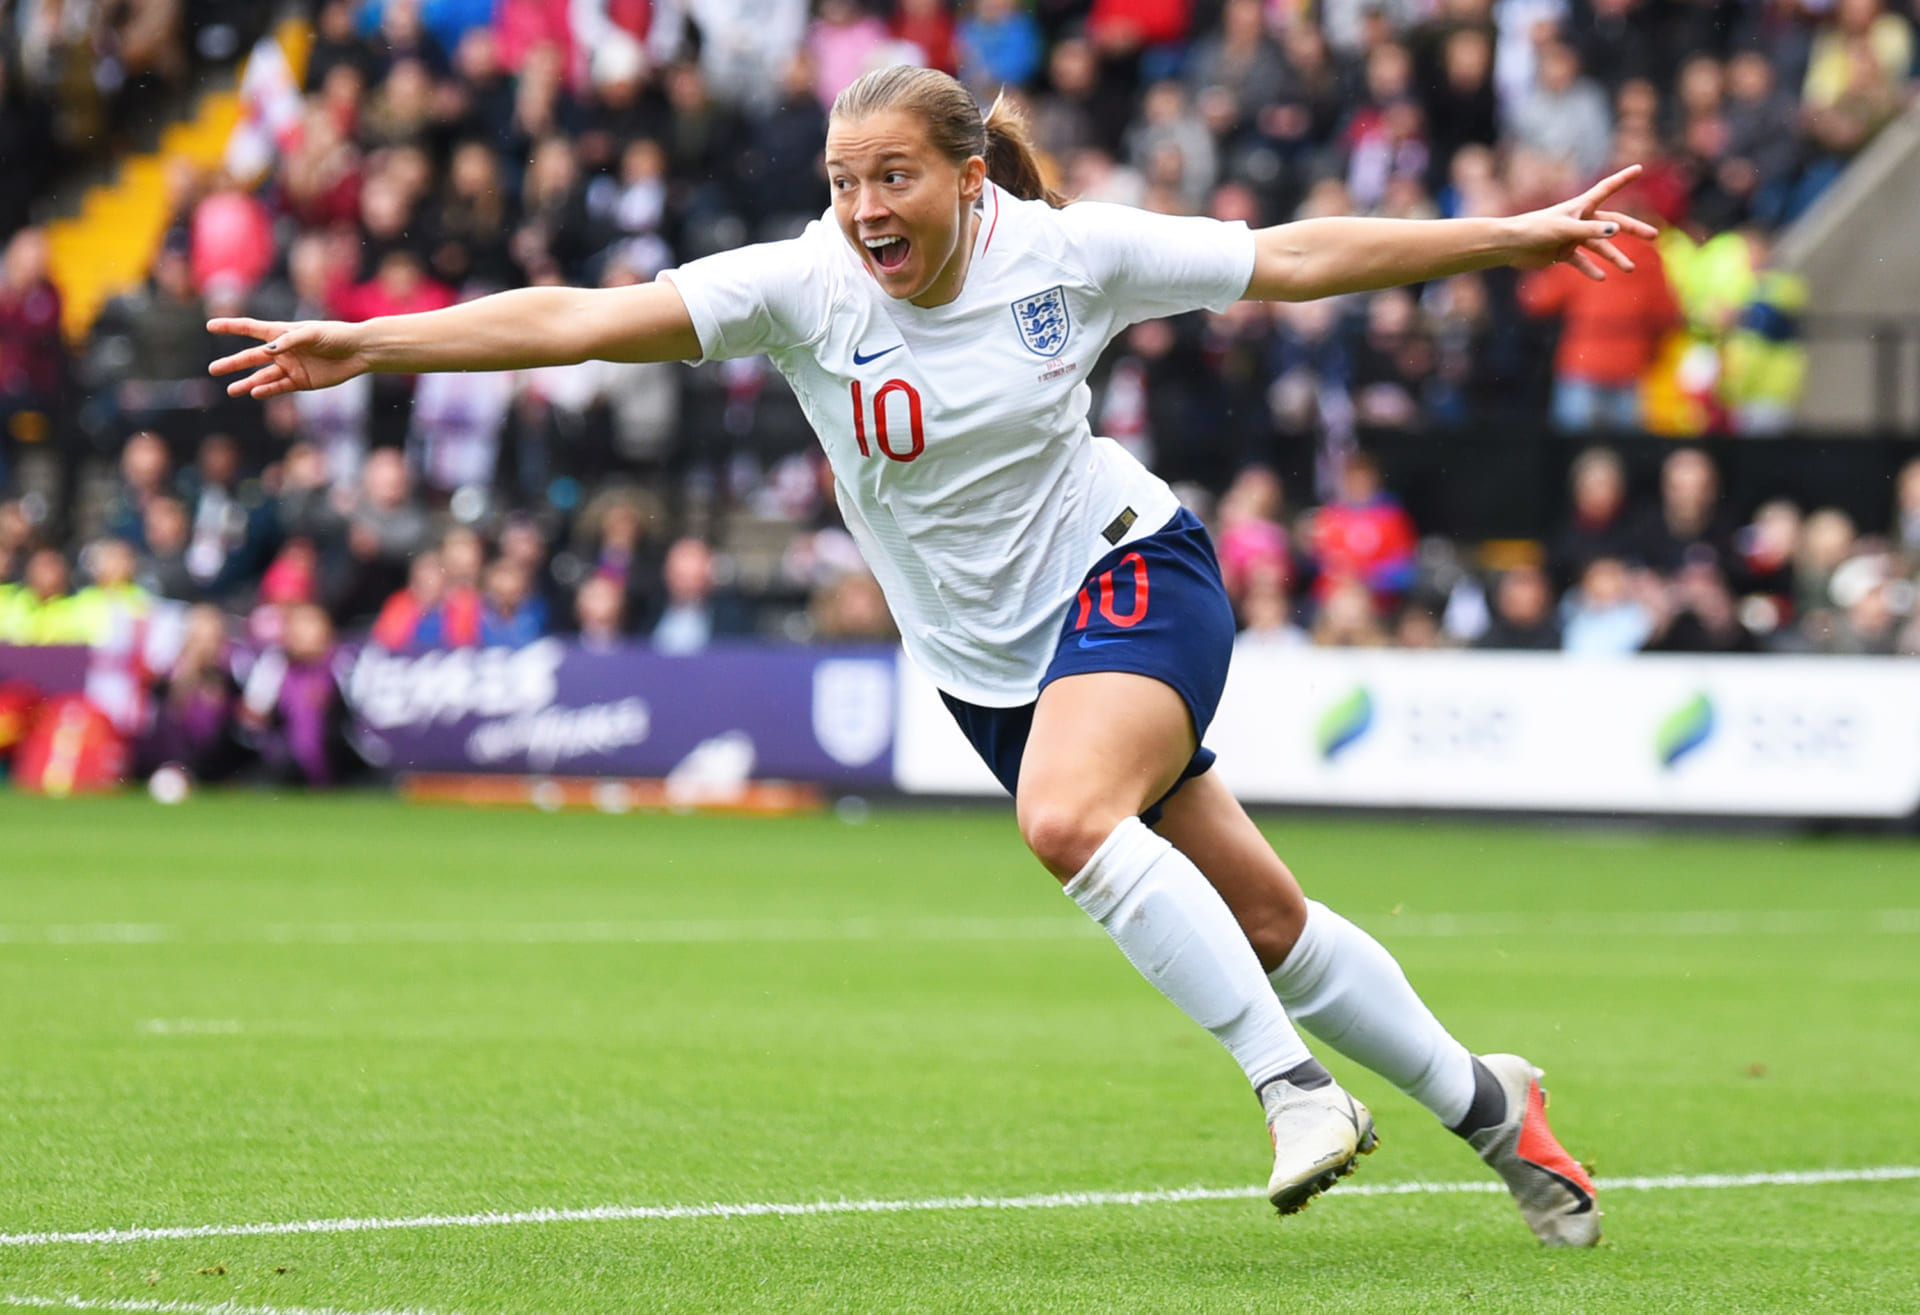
[1015,669,1196,880]
[1153,769,1308,972]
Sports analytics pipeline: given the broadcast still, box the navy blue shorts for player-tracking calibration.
[940,508,1235,826]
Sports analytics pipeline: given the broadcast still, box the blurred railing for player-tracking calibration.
[1358,429,1920,546]
[1800,314,1920,434]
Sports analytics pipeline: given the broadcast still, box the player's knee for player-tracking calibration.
[1241,886,1309,972]
[1016,800,1121,883]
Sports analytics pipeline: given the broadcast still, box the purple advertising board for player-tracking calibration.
[0,646,89,694]
[345,640,899,787]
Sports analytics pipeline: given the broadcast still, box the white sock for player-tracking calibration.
[1065,817,1312,1089]
[1268,900,1477,1126]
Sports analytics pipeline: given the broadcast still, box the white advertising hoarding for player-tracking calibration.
[894,647,1920,818]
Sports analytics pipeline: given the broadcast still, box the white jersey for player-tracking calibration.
[663,183,1255,705]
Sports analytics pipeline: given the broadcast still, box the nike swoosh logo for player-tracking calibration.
[1077,634,1128,649]
[852,344,903,365]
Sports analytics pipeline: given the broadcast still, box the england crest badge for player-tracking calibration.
[1010,286,1071,358]
[812,658,894,768]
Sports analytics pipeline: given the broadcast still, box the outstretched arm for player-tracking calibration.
[209,280,702,399]
[1246,165,1659,303]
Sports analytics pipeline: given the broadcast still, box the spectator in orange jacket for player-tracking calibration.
[371,549,446,651]
[1517,231,1678,433]
[415,526,485,648]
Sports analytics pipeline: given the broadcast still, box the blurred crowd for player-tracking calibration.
[1219,443,1920,657]
[1,2,267,216]
[2,0,1918,785]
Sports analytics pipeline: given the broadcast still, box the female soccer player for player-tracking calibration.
[212,65,1647,1243]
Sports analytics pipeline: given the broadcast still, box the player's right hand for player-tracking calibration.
[208,318,370,398]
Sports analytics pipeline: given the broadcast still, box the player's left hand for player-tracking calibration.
[1508,165,1660,281]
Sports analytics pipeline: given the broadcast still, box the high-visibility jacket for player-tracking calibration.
[66,583,153,646]
[0,588,91,646]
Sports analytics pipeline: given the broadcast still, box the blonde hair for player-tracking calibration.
[831,65,1067,208]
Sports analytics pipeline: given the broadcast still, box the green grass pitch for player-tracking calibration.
[1,792,1917,1313]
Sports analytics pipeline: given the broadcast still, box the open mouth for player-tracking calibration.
[864,234,911,272]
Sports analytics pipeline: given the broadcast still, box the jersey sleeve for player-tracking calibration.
[1062,203,1257,324]
[659,227,834,363]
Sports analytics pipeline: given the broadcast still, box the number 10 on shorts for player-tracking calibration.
[850,379,925,463]
[1076,552,1151,630]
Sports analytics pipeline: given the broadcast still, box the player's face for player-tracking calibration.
[826,109,986,308]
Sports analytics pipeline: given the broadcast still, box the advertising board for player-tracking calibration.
[893,647,1920,818]
[347,640,898,788]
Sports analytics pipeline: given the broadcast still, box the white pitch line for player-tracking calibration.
[0,918,1099,946]
[3,1167,1915,1250]
[4,910,1919,946]
[1383,909,1920,938]
[0,1294,449,1315]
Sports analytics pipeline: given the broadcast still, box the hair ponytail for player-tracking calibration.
[983,93,1069,208]
[832,66,1070,209]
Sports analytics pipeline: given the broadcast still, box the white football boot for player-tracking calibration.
[1468,1053,1601,1246]
[1260,1077,1378,1215]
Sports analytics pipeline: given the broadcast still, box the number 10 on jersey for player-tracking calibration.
[850,379,925,463]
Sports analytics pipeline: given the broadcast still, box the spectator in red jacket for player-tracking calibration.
[330,248,457,323]
[191,174,276,296]
[495,0,576,83]
[1089,0,1191,53]
[894,0,958,74]
[1517,230,1679,433]
[280,98,365,230]
[1308,451,1418,612]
